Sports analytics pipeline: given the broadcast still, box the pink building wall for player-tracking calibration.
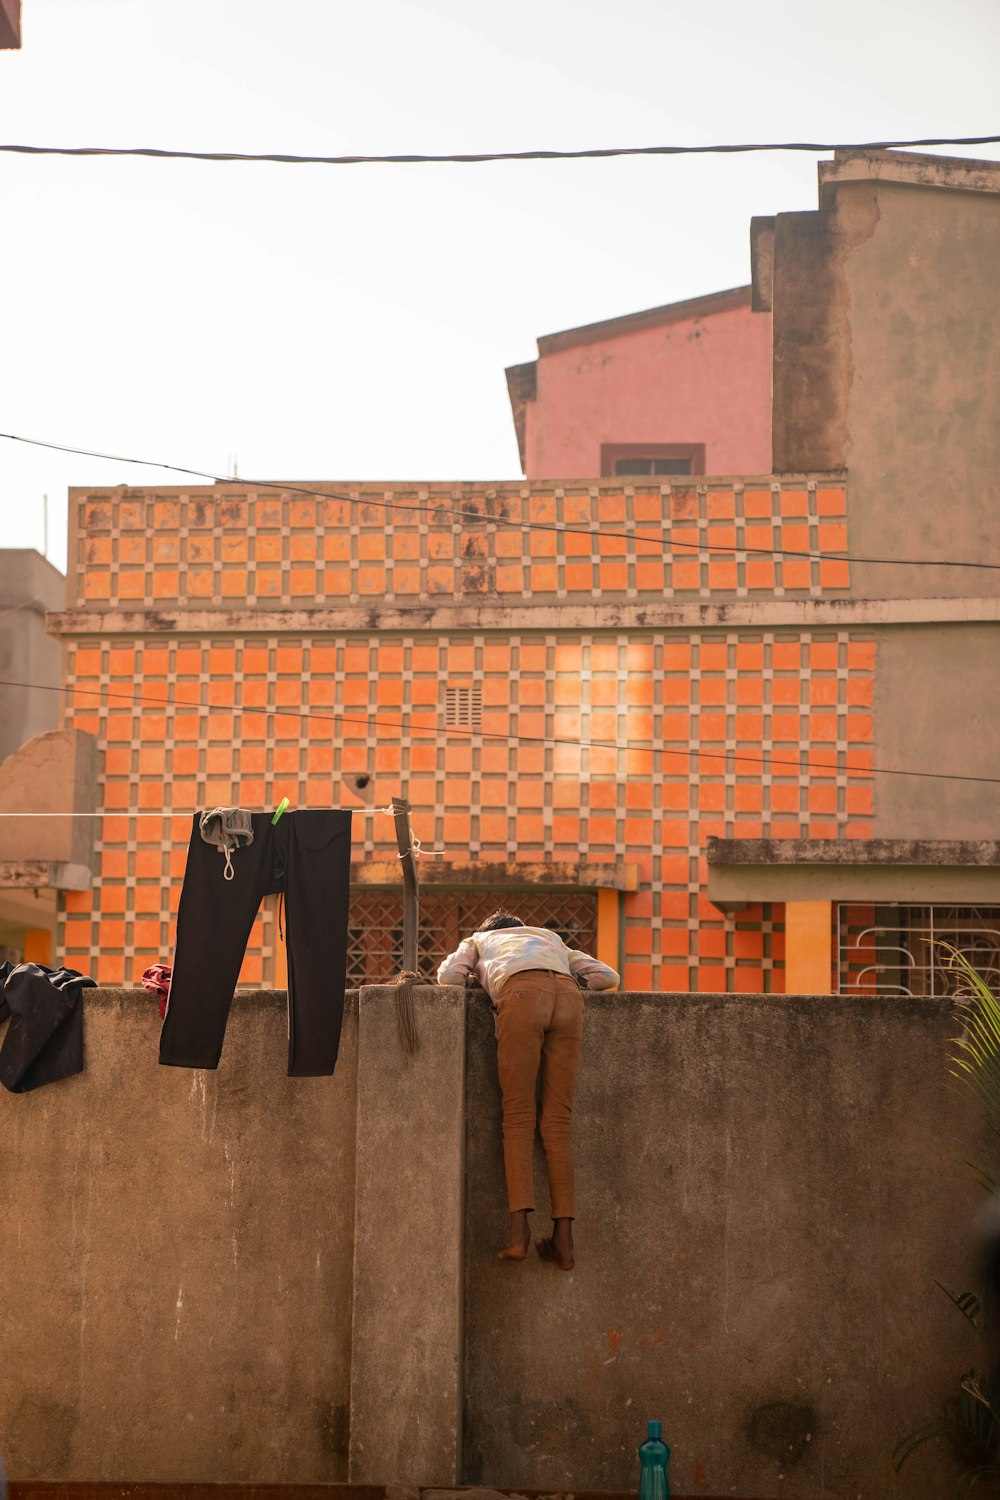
[511,286,772,480]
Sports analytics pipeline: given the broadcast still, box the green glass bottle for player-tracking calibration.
[638,1418,671,1500]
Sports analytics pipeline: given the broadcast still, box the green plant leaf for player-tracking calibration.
[893,1417,966,1471]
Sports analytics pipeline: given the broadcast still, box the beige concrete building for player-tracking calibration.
[710,147,1000,996]
[0,547,68,961]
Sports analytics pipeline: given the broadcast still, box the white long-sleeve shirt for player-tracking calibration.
[436,924,619,1000]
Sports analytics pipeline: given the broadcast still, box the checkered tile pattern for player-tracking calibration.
[60,617,875,993]
[74,481,849,606]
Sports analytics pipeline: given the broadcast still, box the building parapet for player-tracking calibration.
[66,477,851,612]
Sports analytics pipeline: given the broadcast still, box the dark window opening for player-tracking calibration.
[600,442,706,478]
[615,457,693,477]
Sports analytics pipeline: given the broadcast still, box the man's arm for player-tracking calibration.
[566,949,619,991]
[436,936,479,986]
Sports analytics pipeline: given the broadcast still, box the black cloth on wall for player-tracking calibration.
[159,809,352,1076]
[0,962,95,1093]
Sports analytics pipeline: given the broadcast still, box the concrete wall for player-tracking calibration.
[1,990,358,1484]
[1,985,985,1498]
[768,151,1000,601]
[872,624,1000,838]
[843,179,1000,601]
[0,549,65,763]
[464,989,978,1499]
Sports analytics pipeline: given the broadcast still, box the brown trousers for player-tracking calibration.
[494,968,584,1218]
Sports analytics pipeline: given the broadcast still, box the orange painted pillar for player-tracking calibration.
[784,901,833,995]
[23,929,53,965]
[597,889,620,984]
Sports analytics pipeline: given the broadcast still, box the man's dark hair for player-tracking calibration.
[478,910,525,932]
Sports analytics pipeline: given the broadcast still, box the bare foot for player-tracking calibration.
[498,1208,532,1262]
[536,1217,575,1271]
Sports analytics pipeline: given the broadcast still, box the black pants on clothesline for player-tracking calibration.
[159,809,352,1076]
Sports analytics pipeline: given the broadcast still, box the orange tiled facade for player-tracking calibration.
[57,479,873,991]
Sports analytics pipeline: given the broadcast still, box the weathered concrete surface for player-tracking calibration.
[0,549,64,763]
[770,208,849,477]
[767,151,1000,601]
[707,834,1000,905]
[0,989,358,1482]
[463,990,981,1499]
[60,593,1000,637]
[1,985,987,1497]
[872,624,1000,840]
[0,727,97,867]
[843,178,1000,603]
[350,986,466,1486]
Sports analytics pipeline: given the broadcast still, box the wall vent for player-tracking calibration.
[444,684,482,730]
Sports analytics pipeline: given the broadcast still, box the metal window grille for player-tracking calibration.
[346,889,598,987]
[614,457,693,477]
[837,904,1000,997]
[444,685,482,731]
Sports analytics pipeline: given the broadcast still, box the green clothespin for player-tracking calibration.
[271,797,290,825]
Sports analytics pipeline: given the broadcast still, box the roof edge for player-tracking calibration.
[503,360,537,475]
[820,147,1000,205]
[536,284,754,357]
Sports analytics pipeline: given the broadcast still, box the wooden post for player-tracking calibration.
[392,795,420,973]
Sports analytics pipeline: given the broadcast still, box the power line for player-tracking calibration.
[0,134,999,167]
[3,430,999,573]
[1,675,997,788]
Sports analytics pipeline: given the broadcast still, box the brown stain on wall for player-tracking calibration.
[770,187,879,474]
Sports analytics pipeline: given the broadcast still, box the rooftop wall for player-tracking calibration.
[65,480,849,610]
[0,986,981,1499]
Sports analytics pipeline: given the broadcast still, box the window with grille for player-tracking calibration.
[838,905,1000,997]
[345,890,598,987]
[600,442,706,478]
[615,457,693,477]
[444,685,482,731]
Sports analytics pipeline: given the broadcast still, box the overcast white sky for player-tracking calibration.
[1,0,998,572]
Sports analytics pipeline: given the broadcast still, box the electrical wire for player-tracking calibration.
[0,674,997,788]
[3,431,1000,573]
[0,134,999,167]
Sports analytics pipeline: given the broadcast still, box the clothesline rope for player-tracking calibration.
[0,804,442,856]
[399,832,444,859]
[0,808,396,816]
[3,429,1000,571]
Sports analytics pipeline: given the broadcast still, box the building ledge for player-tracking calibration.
[46,595,1000,638]
[351,859,637,891]
[820,147,1000,205]
[0,860,92,892]
[707,837,1000,910]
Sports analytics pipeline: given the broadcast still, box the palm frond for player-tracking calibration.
[958,1463,1000,1499]
[893,1417,966,1471]
[896,951,1000,1486]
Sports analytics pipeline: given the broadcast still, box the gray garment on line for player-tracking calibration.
[199,808,254,877]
